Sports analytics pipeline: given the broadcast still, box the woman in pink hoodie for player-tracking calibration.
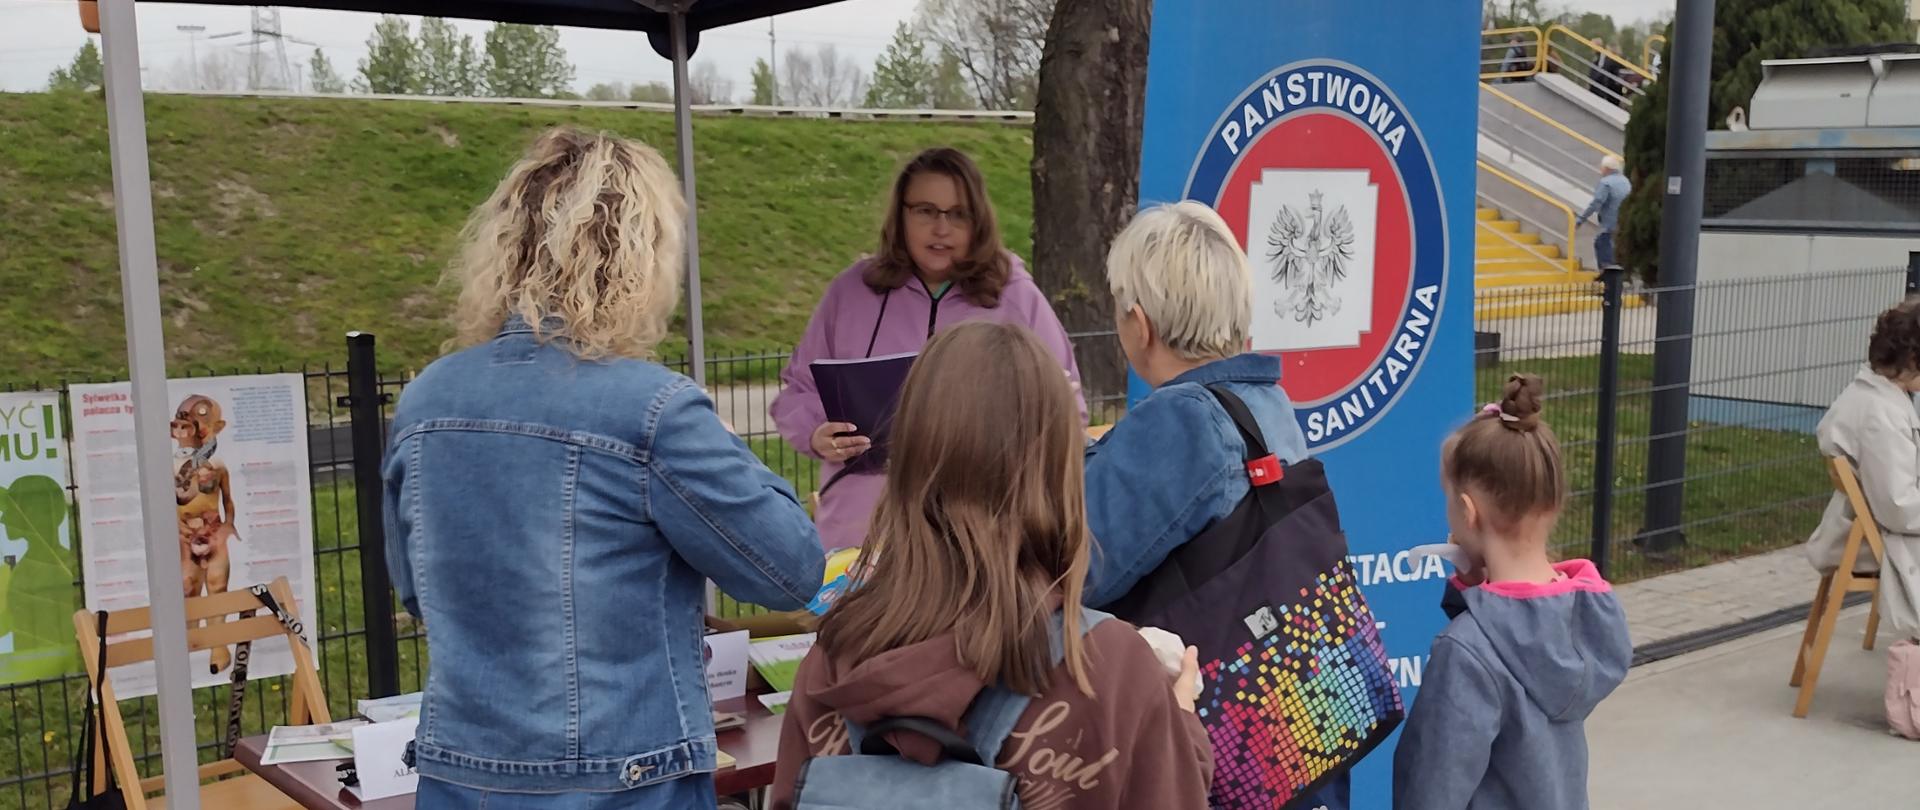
[769,148,1085,550]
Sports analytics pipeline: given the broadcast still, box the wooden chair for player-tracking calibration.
[73,577,331,809]
[1790,458,1888,718]
[1085,424,1113,442]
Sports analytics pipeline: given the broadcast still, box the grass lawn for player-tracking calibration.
[0,91,1036,383]
[1479,354,1828,582]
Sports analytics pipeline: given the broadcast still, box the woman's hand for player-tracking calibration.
[1173,646,1201,713]
[810,422,872,462]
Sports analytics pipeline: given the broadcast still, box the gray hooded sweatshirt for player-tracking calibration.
[1393,559,1632,810]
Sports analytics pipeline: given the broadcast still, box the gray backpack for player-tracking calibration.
[791,607,1111,809]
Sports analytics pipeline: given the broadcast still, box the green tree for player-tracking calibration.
[865,23,937,108]
[1485,0,1552,29]
[47,41,103,93]
[1618,1,1914,281]
[417,18,482,96]
[1566,12,1619,45]
[750,58,776,105]
[481,23,575,98]
[308,48,348,94]
[931,47,973,109]
[585,81,628,101]
[355,15,421,94]
[630,81,673,103]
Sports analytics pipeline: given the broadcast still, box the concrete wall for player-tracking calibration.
[1692,231,1919,412]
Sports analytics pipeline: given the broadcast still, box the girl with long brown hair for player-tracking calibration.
[770,322,1210,810]
[769,148,1085,551]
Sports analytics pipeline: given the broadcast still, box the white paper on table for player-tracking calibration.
[705,630,750,702]
[358,691,423,723]
[260,720,364,765]
[351,717,419,800]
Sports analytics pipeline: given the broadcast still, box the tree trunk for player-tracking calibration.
[1030,0,1152,421]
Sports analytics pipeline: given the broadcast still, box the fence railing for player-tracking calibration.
[7,267,1920,804]
[1476,160,1582,278]
[1542,24,1654,111]
[1475,260,1920,582]
[1479,24,1655,110]
[1480,25,1547,81]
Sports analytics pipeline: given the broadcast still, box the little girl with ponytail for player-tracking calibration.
[1392,375,1633,810]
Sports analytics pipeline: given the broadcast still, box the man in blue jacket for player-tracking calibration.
[1577,155,1631,270]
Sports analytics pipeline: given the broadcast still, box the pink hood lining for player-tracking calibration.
[1449,559,1612,600]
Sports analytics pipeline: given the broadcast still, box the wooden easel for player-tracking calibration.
[73,577,328,809]
[1790,458,1888,718]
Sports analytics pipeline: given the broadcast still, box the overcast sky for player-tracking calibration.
[0,0,1680,95]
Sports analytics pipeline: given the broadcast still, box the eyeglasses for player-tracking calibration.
[904,202,973,226]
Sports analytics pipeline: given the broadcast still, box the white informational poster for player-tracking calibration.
[69,374,316,698]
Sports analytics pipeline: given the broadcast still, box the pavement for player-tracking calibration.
[1614,545,1825,651]
[1589,606,1919,810]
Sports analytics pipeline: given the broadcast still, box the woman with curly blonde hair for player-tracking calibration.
[384,128,825,808]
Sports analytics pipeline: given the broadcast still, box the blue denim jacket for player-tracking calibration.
[1083,354,1309,607]
[383,319,826,794]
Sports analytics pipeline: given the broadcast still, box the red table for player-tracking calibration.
[236,700,785,809]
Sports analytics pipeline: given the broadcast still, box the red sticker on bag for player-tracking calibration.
[1247,456,1283,486]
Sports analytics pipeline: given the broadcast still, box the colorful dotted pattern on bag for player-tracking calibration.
[1194,562,1403,808]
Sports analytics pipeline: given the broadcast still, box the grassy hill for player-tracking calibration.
[0,92,1036,382]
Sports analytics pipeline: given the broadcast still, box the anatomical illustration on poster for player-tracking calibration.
[69,374,315,698]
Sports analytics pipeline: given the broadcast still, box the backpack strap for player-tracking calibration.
[1204,384,1284,487]
[847,607,1112,766]
[967,606,1111,766]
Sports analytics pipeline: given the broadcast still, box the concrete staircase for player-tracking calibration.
[1474,206,1639,321]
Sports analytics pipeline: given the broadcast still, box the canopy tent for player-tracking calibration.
[87,2,845,805]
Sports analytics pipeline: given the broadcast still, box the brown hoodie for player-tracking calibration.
[770,618,1213,810]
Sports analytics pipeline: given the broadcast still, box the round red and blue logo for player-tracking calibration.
[1185,60,1449,451]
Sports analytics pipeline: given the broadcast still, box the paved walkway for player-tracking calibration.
[1615,545,1822,650]
[1480,305,1657,360]
[1589,607,1918,809]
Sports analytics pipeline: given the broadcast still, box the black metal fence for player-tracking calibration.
[1475,258,1920,582]
[0,330,1123,808]
[7,266,1920,804]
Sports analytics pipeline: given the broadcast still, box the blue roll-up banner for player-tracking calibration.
[1134,3,1479,807]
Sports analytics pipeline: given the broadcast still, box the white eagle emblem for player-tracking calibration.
[1264,190,1358,327]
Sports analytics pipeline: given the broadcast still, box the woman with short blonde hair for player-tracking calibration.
[1085,202,1365,806]
[1104,200,1253,362]
[386,128,825,808]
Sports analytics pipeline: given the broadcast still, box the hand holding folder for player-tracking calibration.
[809,352,917,483]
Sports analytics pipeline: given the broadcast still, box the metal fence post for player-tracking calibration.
[1591,267,1625,576]
[344,332,400,699]
[1906,251,1920,296]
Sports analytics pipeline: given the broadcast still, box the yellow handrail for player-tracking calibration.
[1476,160,1580,275]
[1643,34,1668,71]
[1479,26,1546,80]
[1546,24,1654,84]
[1480,82,1623,160]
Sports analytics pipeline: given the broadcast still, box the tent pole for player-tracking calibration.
[97,2,201,807]
[670,7,706,387]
